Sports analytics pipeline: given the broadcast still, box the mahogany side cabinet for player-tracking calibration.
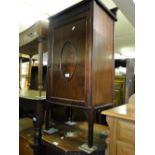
[46,0,117,152]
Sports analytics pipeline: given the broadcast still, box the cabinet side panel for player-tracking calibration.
[92,2,114,106]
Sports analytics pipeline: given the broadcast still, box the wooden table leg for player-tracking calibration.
[19,58,22,89]
[33,101,44,155]
[27,56,32,89]
[38,38,43,96]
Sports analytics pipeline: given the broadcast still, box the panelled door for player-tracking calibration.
[51,16,88,104]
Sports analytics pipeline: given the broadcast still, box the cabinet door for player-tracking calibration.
[51,17,88,104]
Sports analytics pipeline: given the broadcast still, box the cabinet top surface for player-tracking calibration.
[19,89,46,100]
[101,103,135,121]
[49,0,117,21]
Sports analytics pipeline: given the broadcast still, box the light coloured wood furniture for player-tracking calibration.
[101,103,135,155]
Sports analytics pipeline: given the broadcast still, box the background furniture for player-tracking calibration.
[19,53,39,90]
[19,20,48,93]
[125,59,135,104]
[114,75,126,106]
[101,103,135,155]
[19,20,48,155]
[114,59,135,106]
[30,66,47,90]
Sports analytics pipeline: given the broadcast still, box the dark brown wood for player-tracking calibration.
[33,100,45,155]
[49,0,117,22]
[46,0,117,150]
[50,13,88,105]
[92,1,114,107]
[87,109,94,147]
[47,0,116,108]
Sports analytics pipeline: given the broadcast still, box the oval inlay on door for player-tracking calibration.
[60,41,77,81]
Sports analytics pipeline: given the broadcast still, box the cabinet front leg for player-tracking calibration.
[87,108,94,148]
[79,109,97,154]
